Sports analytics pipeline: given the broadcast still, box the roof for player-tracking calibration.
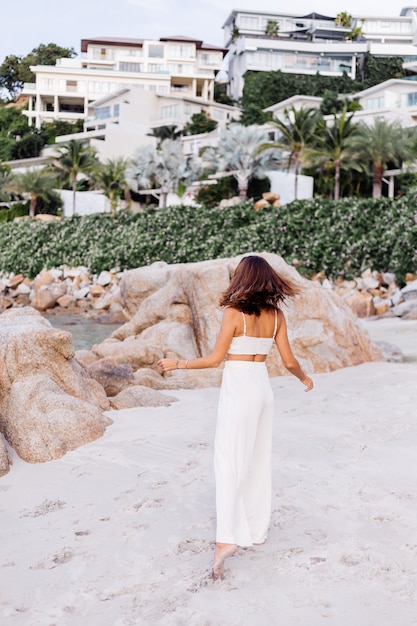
[264,95,322,112]
[81,35,226,53]
[300,12,335,20]
[347,78,417,99]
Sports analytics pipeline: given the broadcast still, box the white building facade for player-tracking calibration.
[223,8,417,99]
[23,36,225,128]
[54,87,240,161]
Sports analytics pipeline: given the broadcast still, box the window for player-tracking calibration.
[95,106,111,120]
[157,85,169,94]
[119,62,143,73]
[66,80,78,92]
[88,81,101,93]
[148,45,164,58]
[148,64,163,73]
[366,96,385,110]
[239,16,259,30]
[184,103,191,114]
[407,92,417,106]
[113,104,120,117]
[161,104,180,118]
[171,83,188,92]
[169,45,195,58]
[211,109,224,120]
[41,78,55,90]
[168,63,184,74]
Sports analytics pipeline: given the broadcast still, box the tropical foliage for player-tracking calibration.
[258,106,320,199]
[304,108,363,201]
[240,54,411,125]
[7,168,58,217]
[126,139,200,208]
[353,119,415,197]
[0,43,76,100]
[0,196,415,282]
[94,157,131,214]
[50,140,99,216]
[203,124,281,199]
[182,111,218,135]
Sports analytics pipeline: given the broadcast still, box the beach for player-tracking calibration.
[1,319,417,626]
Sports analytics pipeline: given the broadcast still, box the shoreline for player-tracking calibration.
[1,320,416,624]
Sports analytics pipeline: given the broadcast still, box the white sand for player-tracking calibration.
[1,319,417,626]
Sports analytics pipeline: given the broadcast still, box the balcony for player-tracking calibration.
[23,83,36,92]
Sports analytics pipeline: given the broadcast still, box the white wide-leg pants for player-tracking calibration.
[214,361,274,547]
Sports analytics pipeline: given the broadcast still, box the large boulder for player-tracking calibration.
[0,307,111,468]
[0,436,9,476]
[89,254,384,390]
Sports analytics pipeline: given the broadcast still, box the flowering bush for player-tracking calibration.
[0,195,416,283]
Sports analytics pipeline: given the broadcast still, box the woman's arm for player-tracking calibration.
[157,307,238,372]
[275,310,313,392]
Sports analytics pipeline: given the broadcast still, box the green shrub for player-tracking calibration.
[0,202,29,222]
[0,196,415,283]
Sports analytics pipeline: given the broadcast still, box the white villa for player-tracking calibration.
[223,7,417,99]
[263,78,417,128]
[56,87,240,160]
[23,35,225,128]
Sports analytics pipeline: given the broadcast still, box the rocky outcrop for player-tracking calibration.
[324,270,417,319]
[87,357,135,397]
[0,307,111,469]
[84,253,384,390]
[0,437,10,476]
[0,266,125,321]
[109,385,178,410]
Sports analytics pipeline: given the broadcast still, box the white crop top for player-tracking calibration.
[227,310,278,355]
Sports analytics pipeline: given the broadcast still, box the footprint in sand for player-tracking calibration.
[124,498,163,512]
[30,547,75,570]
[187,442,210,450]
[20,499,66,518]
[175,539,211,555]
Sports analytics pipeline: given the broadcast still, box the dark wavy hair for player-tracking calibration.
[219,255,300,315]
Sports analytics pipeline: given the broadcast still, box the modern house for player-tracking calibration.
[222,8,417,99]
[23,36,225,128]
[54,87,241,160]
[263,79,417,128]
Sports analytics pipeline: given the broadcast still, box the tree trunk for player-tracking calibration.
[334,163,340,201]
[236,174,248,200]
[72,178,77,217]
[294,163,299,200]
[29,195,36,218]
[373,165,383,198]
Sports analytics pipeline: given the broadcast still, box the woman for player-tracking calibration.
[158,255,313,580]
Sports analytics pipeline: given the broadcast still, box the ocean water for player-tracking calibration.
[45,313,121,351]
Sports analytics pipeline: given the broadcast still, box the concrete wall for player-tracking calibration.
[266,171,314,205]
[58,190,109,217]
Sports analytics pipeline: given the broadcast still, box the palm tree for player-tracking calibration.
[258,106,321,200]
[354,119,415,198]
[94,157,130,214]
[126,139,200,208]
[0,164,14,202]
[265,20,279,38]
[304,107,362,201]
[204,124,281,200]
[146,125,182,146]
[9,168,57,217]
[50,140,99,216]
[335,11,352,28]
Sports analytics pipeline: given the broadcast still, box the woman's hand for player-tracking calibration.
[157,358,179,372]
[301,376,314,392]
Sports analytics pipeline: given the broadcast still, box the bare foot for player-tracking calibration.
[253,540,266,545]
[212,542,237,580]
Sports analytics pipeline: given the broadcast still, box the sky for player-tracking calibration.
[0,0,409,61]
